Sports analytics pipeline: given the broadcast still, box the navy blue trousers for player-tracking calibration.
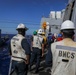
[10,60,28,75]
[30,48,42,70]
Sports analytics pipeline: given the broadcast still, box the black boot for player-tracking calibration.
[35,68,39,73]
[29,65,32,71]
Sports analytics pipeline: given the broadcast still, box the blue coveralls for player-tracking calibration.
[45,35,53,67]
[45,47,52,67]
[9,38,31,75]
[47,35,54,48]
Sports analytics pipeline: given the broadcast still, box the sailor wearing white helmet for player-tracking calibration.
[46,20,76,75]
[29,29,45,73]
[9,23,31,75]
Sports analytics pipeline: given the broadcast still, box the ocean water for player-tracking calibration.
[1,34,32,45]
[0,34,32,75]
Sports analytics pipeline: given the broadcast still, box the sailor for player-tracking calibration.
[53,33,57,42]
[30,30,38,51]
[57,33,63,41]
[45,32,53,71]
[46,20,76,75]
[47,32,54,48]
[41,32,47,49]
[30,29,44,73]
[9,23,31,75]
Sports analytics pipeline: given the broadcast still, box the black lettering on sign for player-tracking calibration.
[71,53,75,59]
[67,52,70,58]
[58,50,75,59]
[63,51,67,57]
[59,51,62,57]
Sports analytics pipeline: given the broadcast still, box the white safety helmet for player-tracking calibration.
[37,29,44,34]
[16,23,28,30]
[61,20,75,30]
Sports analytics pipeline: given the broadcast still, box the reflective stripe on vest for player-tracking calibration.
[56,45,76,52]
